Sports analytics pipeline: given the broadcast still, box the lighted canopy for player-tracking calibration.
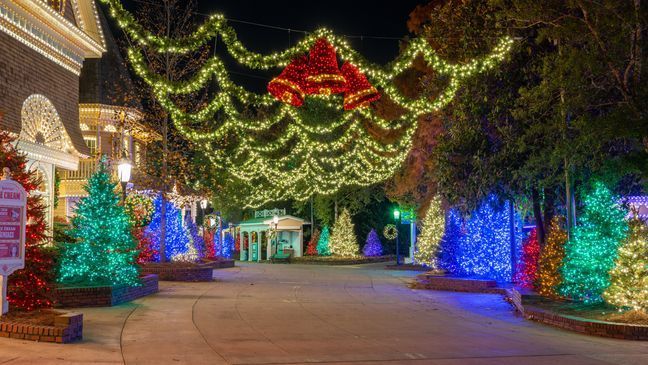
[100,0,514,207]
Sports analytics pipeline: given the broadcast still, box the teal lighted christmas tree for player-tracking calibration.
[317,226,331,256]
[560,181,627,303]
[58,158,140,286]
[330,209,358,257]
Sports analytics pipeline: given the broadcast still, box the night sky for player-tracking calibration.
[122,0,429,91]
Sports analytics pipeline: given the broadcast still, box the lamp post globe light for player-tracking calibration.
[117,155,132,203]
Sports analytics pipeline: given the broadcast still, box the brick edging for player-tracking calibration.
[522,305,648,340]
[55,274,159,308]
[140,265,214,281]
[0,312,82,343]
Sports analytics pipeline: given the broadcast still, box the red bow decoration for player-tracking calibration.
[268,38,380,110]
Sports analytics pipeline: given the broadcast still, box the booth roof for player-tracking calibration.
[238,215,309,226]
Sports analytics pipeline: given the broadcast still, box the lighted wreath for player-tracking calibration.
[101,0,514,207]
[383,224,398,240]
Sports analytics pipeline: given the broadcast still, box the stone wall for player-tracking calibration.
[140,264,214,282]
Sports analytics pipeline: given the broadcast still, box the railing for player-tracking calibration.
[59,158,99,180]
[254,208,286,218]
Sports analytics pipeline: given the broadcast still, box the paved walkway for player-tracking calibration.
[0,263,646,364]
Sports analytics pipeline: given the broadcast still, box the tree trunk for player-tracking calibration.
[531,187,545,245]
[542,187,556,234]
[158,0,172,263]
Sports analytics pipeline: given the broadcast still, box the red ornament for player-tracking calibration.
[340,62,380,110]
[305,38,346,95]
[267,56,309,106]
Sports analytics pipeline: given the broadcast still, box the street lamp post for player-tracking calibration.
[272,215,279,256]
[117,155,132,203]
[200,199,208,244]
[393,208,401,266]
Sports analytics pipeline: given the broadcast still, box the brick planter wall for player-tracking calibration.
[524,306,648,340]
[140,264,214,281]
[0,312,82,343]
[414,274,506,294]
[204,259,235,269]
[54,274,159,308]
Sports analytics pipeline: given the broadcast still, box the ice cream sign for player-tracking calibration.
[0,167,26,314]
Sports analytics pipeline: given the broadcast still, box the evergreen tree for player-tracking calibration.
[317,226,331,256]
[305,229,320,256]
[560,181,627,303]
[456,195,521,282]
[414,196,445,268]
[58,158,139,286]
[438,209,462,274]
[146,195,190,262]
[222,232,235,259]
[363,229,383,257]
[329,209,358,257]
[514,228,540,289]
[536,217,567,298]
[604,219,648,312]
[185,214,205,259]
[1,132,55,310]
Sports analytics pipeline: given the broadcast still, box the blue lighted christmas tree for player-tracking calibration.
[363,229,383,257]
[560,181,627,303]
[58,158,139,286]
[438,208,462,274]
[317,225,331,256]
[146,195,190,262]
[455,195,521,282]
[222,232,235,259]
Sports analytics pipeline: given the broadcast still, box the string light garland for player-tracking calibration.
[58,158,140,287]
[363,229,383,257]
[603,218,648,312]
[560,181,628,303]
[414,196,445,268]
[383,224,398,240]
[536,216,567,298]
[317,225,331,256]
[99,0,514,206]
[329,209,359,257]
[514,228,540,289]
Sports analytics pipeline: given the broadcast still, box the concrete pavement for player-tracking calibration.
[0,262,646,364]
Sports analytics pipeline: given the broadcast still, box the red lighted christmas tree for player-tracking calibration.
[305,229,320,256]
[514,228,540,289]
[1,131,55,311]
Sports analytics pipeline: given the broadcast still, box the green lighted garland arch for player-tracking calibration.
[100,0,514,207]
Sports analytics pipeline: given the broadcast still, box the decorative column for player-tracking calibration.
[257,230,262,262]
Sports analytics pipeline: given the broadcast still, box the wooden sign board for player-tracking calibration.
[0,169,27,314]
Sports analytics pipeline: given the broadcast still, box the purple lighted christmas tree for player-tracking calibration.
[363,229,383,257]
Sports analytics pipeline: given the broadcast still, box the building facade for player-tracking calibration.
[0,0,105,230]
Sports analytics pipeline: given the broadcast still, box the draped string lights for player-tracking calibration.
[100,0,514,206]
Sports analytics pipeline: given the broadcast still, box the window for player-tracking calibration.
[83,136,97,156]
[134,142,142,166]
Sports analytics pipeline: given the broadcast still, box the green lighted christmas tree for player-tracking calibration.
[329,209,358,257]
[58,157,140,286]
[414,196,445,268]
[560,181,627,303]
[317,226,331,256]
[603,218,648,312]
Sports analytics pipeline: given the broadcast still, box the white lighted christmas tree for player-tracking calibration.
[414,196,445,268]
[329,209,358,257]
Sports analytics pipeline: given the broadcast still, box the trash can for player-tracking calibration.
[251,243,258,261]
